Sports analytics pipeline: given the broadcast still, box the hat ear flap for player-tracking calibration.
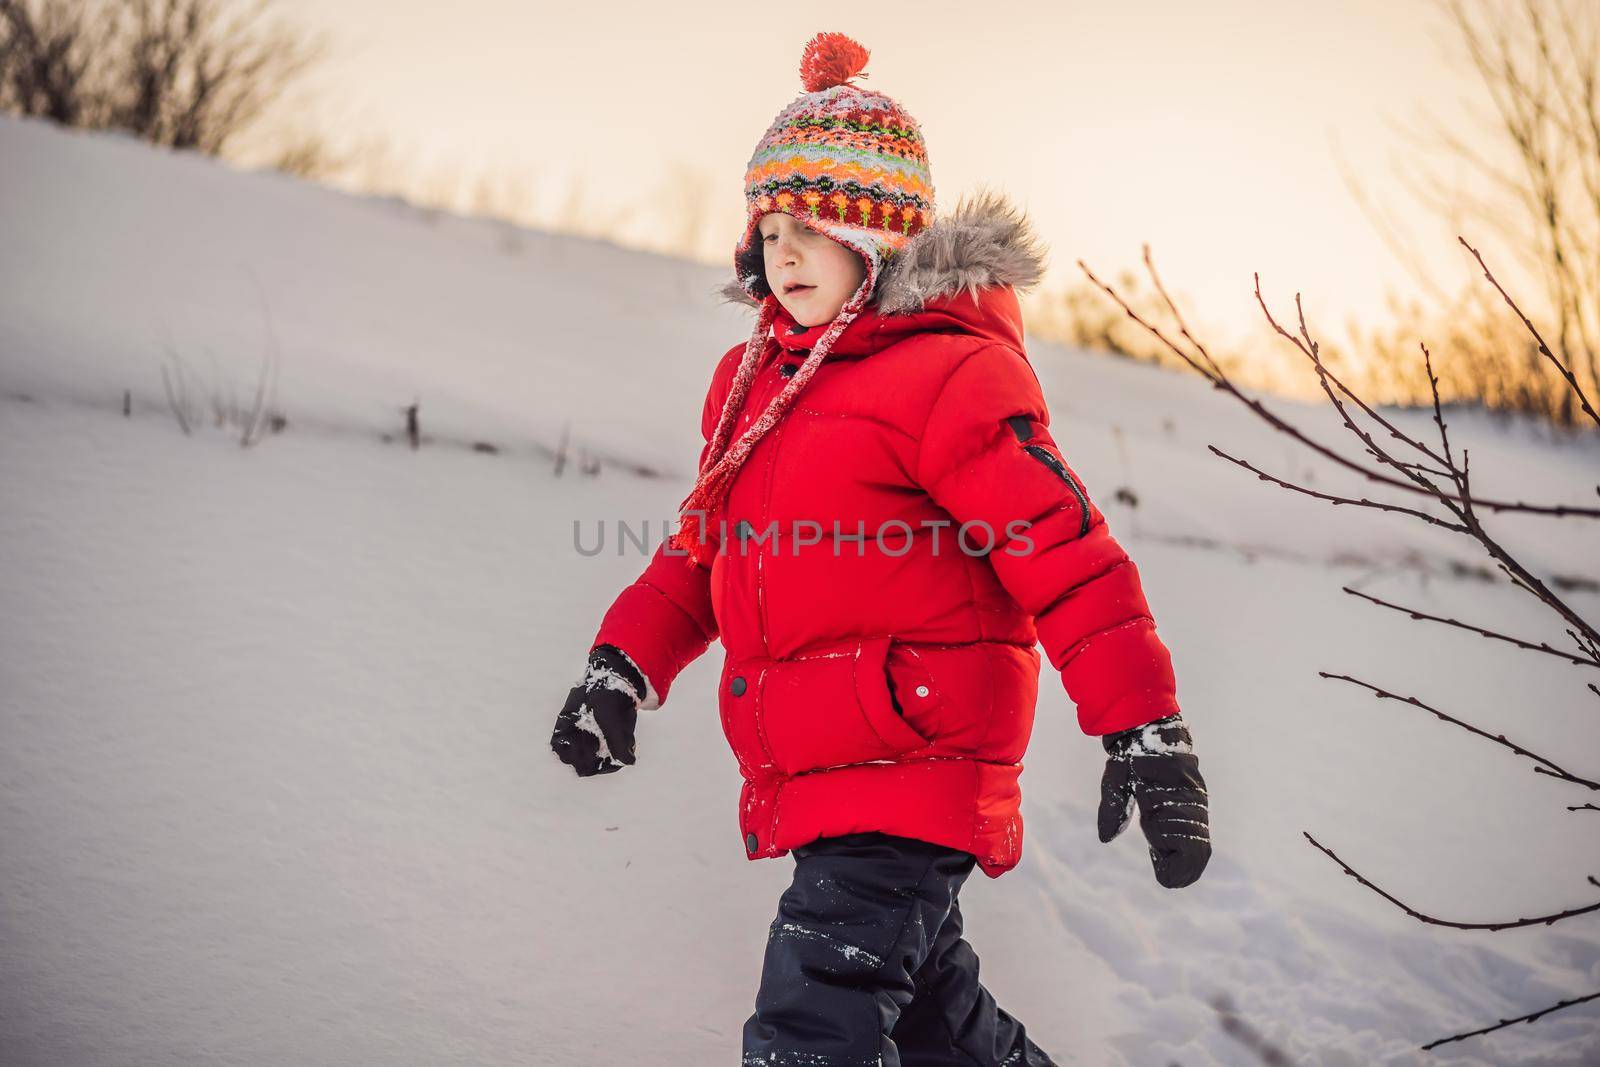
[735,240,771,299]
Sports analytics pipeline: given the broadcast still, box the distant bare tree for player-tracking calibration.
[1344,0,1600,427]
[1022,272,1285,400]
[254,122,347,180]
[0,0,325,156]
[1083,236,1599,1051]
[652,159,716,261]
[0,0,100,123]
[1031,273,1166,365]
[468,166,536,225]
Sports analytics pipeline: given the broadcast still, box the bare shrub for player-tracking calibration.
[0,0,325,156]
[1083,235,1598,1051]
[159,345,280,447]
[1027,272,1174,366]
[1344,0,1600,427]
[1352,274,1592,433]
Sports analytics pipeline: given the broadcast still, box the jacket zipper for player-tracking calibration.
[1021,443,1092,538]
[755,361,791,658]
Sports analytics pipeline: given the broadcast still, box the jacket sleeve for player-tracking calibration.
[586,346,737,709]
[913,343,1180,736]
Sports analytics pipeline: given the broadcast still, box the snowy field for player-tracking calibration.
[3,114,1599,1066]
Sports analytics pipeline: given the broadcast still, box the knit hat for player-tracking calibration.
[672,31,934,564]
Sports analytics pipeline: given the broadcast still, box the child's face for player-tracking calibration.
[759,212,867,327]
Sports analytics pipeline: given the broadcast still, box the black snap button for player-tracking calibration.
[735,519,754,541]
[779,363,798,377]
[730,676,747,696]
[745,832,759,853]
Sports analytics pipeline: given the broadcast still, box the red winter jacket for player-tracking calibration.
[589,198,1181,877]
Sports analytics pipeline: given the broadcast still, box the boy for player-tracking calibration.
[553,32,1210,1066]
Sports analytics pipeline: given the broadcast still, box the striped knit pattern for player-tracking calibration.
[672,33,935,566]
[733,82,935,305]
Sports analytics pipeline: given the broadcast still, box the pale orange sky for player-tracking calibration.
[271,0,1507,366]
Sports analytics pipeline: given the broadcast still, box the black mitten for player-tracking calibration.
[1097,713,1211,888]
[550,644,648,777]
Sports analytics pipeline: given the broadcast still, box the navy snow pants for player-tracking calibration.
[740,831,1057,1066]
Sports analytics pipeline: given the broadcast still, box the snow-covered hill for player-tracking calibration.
[2,114,1598,1066]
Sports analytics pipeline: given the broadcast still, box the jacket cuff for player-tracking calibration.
[1102,712,1191,757]
[1079,686,1181,737]
[589,641,663,711]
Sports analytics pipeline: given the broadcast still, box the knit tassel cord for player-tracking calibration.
[673,293,867,567]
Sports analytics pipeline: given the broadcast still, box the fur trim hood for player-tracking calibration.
[717,188,1049,316]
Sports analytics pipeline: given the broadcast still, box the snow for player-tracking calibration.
[3,114,1599,1065]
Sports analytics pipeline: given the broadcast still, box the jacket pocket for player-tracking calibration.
[758,635,930,776]
[885,641,943,742]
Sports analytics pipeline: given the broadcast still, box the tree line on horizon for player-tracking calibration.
[2,0,1596,430]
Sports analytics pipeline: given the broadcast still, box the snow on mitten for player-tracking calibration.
[1097,713,1211,888]
[551,644,648,777]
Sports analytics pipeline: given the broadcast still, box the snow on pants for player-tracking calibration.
[740,831,1057,1067]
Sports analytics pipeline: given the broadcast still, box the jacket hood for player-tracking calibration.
[716,188,1049,358]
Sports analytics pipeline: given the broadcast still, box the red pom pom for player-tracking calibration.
[799,32,871,93]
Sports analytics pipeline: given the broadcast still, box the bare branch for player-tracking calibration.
[1461,236,1600,428]
[1304,832,1600,929]
[1341,585,1600,668]
[1256,280,1453,478]
[1421,988,1600,1051]
[1320,671,1600,790]
[1079,257,1600,519]
[1206,446,1469,530]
